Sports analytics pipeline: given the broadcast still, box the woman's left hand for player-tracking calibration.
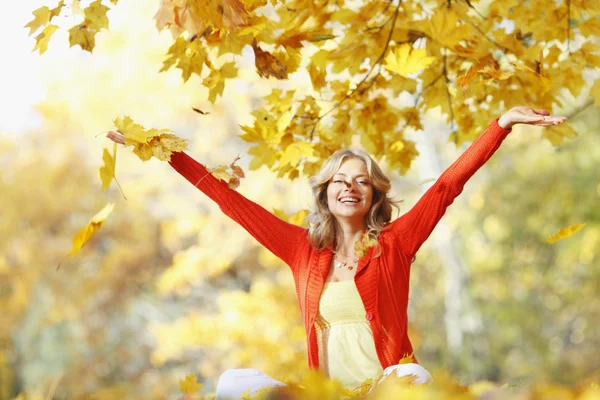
[498,106,567,129]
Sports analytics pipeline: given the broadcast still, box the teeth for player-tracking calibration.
[340,198,359,203]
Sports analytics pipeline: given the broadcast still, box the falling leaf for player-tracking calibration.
[547,224,586,244]
[384,44,435,78]
[99,143,117,190]
[191,107,210,115]
[179,373,202,395]
[58,203,115,270]
[252,39,288,79]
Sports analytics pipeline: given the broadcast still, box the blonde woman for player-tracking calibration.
[108,107,566,398]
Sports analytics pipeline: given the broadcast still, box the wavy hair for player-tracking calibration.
[307,149,401,254]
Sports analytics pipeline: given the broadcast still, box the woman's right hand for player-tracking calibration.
[106,131,126,145]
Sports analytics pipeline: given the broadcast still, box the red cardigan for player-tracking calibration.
[168,118,512,370]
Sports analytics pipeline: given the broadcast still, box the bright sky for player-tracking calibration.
[0,1,52,134]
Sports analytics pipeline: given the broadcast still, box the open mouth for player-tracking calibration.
[339,197,361,204]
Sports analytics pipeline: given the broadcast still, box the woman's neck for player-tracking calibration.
[334,221,366,256]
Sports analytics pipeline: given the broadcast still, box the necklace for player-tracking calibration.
[333,252,359,270]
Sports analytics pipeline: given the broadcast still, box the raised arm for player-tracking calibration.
[167,151,306,268]
[390,106,568,258]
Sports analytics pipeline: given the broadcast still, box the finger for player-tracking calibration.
[532,108,550,115]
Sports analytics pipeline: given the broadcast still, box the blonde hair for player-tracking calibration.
[307,149,401,253]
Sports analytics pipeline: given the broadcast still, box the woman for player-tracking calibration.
[107,107,566,398]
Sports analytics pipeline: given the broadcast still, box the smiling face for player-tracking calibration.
[326,157,374,225]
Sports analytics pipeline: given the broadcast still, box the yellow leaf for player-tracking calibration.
[279,142,314,168]
[308,62,327,91]
[24,6,50,36]
[49,1,65,20]
[58,203,115,269]
[384,44,435,78]
[252,39,288,79]
[159,133,188,153]
[99,143,117,190]
[68,23,96,52]
[179,373,202,395]
[114,116,164,145]
[204,62,238,103]
[206,156,245,189]
[133,142,153,161]
[354,232,377,258]
[547,224,586,244]
[33,24,59,55]
[84,0,110,30]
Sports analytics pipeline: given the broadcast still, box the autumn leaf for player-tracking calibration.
[547,224,586,244]
[68,23,96,52]
[279,142,314,168]
[114,116,187,162]
[203,155,246,189]
[84,0,110,31]
[191,107,210,115]
[203,62,238,103]
[179,373,202,395]
[33,24,59,55]
[57,203,115,270]
[384,43,435,78]
[354,232,377,258]
[252,39,288,79]
[24,6,51,35]
[99,143,117,191]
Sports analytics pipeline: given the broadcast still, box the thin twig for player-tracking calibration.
[443,51,456,130]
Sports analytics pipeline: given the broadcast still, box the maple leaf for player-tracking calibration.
[68,23,96,52]
[33,24,59,55]
[179,373,202,395]
[24,6,51,36]
[547,224,586,244]
[384,44,435,78]
[252,39,288,79]
[99,143,117,191]
[114,116,161,145]
[203,62,238,103]
[543,123,578,146]
[58,203,115,270]
[279,142,314,168]
[84,0,110,31]
[202,155,245,189]
[114,116,186,162]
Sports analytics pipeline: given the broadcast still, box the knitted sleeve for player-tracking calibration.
[168,151,306,267]
[391,118,512,258]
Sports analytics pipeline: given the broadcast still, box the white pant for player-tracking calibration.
[215,363,432,399]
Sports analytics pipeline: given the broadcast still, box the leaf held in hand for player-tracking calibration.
[207,155,245,189]
[113,116,187,162]
[58,203,115,270]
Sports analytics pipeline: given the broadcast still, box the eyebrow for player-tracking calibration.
[333,173,369,178]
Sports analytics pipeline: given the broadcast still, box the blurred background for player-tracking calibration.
[0,0,599,399]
